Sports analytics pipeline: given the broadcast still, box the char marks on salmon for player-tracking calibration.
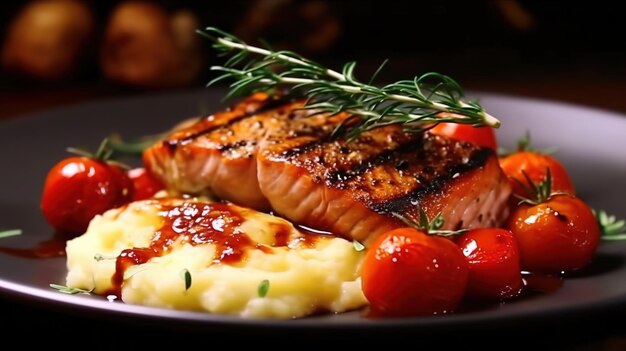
[143,93,301,211]
[257,114,511,244]
[144,94,512,244]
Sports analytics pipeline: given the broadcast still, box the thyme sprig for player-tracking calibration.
[108,132,165,156]
[0,229,22,238]
[67,138,114,161]
[49,284,94,295]
[498,131,557,157]
[352,240,365,252]
[258,279,270,297]
[180,268,192,291]
[595,210,626,240]
[198,27,500,139]
[67,138,129,169]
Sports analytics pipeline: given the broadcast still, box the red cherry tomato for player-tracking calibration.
[506,194,600,273]
[455,228,523,301]
[499,151,575,198]
[361,227,469,317]
[127,167,164,201]
[429,115,498,151]
[41,157,133,235]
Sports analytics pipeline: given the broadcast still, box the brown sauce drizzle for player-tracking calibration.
[106,201,325,297]
[109,201,253,297]
[271,223,292,247]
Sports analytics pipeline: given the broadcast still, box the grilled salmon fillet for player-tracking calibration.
[144,94,512,244]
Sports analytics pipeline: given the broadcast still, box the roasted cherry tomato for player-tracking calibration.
[455,228,523,301]
[361,227,469,317]
[127,167,164,201]
[430,123,498,151]
[41,156,133,235]
[499,151,575,198]
[506,194,600,273]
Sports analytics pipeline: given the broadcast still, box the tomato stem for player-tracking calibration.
[514,167,556,205]
[392,210,466,237]
[94,138,114,161]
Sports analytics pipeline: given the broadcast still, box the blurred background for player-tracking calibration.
[1,0,625,119]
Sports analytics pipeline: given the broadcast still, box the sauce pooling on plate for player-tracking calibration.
[0,231,70,258]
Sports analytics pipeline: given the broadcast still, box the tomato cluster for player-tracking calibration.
[361,129,601,317]
[40,141,164,236]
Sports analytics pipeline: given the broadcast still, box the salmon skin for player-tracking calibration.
[144,93,512,244]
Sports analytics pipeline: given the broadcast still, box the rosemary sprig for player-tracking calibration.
[198,27,500,139]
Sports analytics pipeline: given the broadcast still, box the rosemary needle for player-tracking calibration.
[198,27,500,139]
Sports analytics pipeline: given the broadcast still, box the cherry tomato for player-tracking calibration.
[430,123,497,151]
[127,167,164,201]
[41,157,133,235]
[429,113,498,151]
[506,194,600,273]
[499,151,575,198]
[361,227,469,317]
[455,228,523,301]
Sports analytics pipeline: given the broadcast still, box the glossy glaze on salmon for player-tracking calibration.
[144,94,512,244]
[143,93,301,211]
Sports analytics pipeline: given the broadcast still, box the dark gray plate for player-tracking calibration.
[1,89,625,336]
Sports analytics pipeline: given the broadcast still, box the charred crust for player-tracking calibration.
[367,148,492,215]
[323,139,424,187]
[165,95,290,149]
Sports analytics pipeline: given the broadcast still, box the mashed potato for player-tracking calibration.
[65,198,367,318]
